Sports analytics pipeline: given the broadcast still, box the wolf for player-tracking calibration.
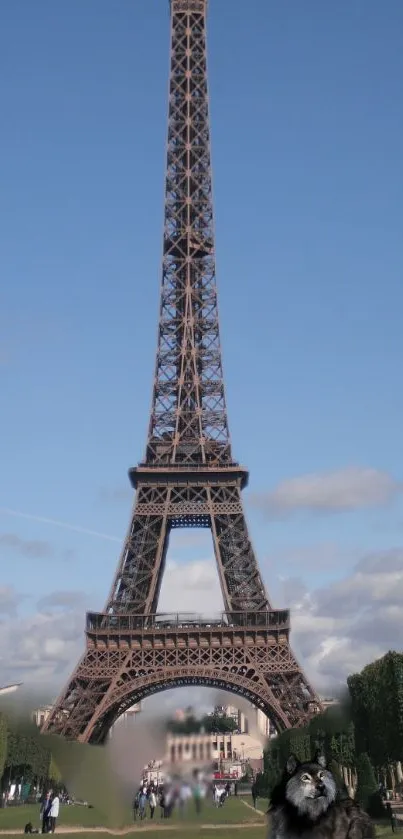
[268,752,375,839]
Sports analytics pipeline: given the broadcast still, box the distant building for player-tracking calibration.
[213,704,239,724]
[212,704,249,734]
[166,730,263,768]
[32,704,69,728]
[212,702,271,739]
[33,705,55,728]
[108,703,142,738]
[33,702,142,733]
[116,702,142,722]
[141,759,164,786]
[173,706,195,722]
[256,707,270,738]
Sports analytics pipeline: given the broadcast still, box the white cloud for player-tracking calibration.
[281,548,403,692]
[0,590,88,689]
[1,550,402,712]
[0,586,20,617]
[0,561,226,690]
[251,466,400,517]
[158,558,225,614]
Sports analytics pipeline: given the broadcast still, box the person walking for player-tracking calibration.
[133,790,140,821]
[40,791,52,834]
[149,790,156,820]
[193,782,202,815]
[386,802,397,833]
[138,791,147,820]
[49,793,60,833]
[251,782,258,809]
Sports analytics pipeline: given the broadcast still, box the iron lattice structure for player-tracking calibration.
[41,0,322,744]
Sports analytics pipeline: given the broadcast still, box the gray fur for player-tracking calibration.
[268,755,374,839]
[285,762,336,818]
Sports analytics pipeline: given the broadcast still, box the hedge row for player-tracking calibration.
[0,714,61,789]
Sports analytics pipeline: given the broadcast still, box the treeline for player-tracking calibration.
[167,713,238,735]
[256,651,403,817]
[0,713,61,803]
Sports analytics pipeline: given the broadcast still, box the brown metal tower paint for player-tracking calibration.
[41,0,322,744]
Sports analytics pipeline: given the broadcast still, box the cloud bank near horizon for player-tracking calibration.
[1,548,402,701]
[1,464,402,712]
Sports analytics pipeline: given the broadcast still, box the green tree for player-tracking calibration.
[308,705,356,769]
[4,719,51,787]
[289,727,311,762]
[0,714,7,782]
[355,752,384,818]
[262,738,281,798]
[261,726,311,799]
[167,715,200,734]
[348,651,403,772]
[202,714,237,734]
[166,712,238,735]
[254,770,268,796]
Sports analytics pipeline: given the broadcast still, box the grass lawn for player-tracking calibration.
[0,804,106,830]
[0,833,264,839]
[0,796,264,832]
[244,795,269,814]
[0,800,395,839]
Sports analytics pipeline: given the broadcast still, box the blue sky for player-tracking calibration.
[0,0,402,694]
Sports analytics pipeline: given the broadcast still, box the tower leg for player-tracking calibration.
[104,485,172,615]
[42,620,320,744]
[209,485,269,613]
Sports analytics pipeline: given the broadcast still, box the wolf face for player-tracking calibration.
[284,753,337,820]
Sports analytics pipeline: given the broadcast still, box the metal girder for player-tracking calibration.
[41,1,323,743]
[41,616,321,744]
[103,480,269,616]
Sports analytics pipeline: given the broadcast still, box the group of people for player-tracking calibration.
[39,791,60,833]
[133,786,158,821]
[133,780,206,821]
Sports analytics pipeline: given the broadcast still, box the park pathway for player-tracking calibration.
[0,824,265,835]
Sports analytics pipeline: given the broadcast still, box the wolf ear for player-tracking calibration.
[285,753,299,775]
[314,750,327,768]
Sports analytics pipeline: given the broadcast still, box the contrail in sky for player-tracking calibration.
[0,508,121,543]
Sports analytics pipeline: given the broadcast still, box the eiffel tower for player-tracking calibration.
[42,0,322,744]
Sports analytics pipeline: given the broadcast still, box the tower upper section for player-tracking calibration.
[170,1,207,12]
[146,0,231,468]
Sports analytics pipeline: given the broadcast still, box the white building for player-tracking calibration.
[256,707,270,737]
[166,730,263,766]
[212,702,271,739]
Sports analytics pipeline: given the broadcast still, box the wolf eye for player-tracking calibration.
[317,772,324,780]
[301,774,312,783]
